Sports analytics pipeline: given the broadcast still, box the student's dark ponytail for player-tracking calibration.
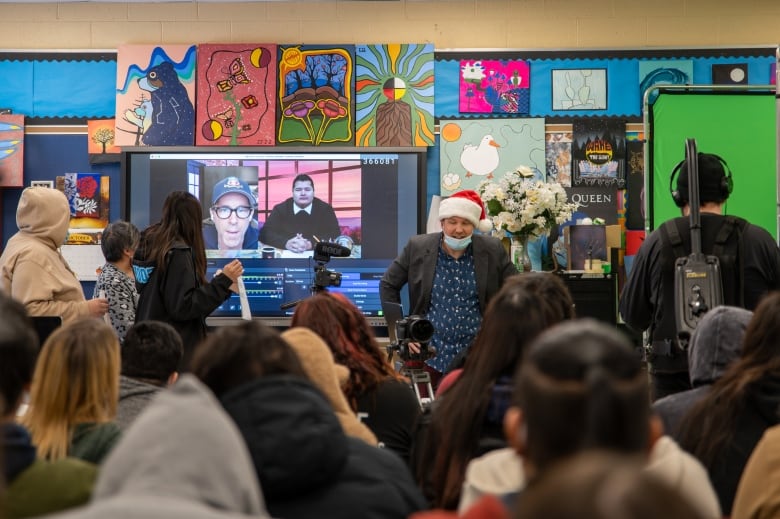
[517,319,650,474]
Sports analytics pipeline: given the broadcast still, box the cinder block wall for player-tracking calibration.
[0,0,777,50]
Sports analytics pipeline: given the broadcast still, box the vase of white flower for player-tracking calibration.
[510,234,532,273]
[478,165,579,271]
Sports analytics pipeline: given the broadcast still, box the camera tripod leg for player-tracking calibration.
[406,369,434,410]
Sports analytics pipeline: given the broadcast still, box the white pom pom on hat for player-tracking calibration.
[438,189,493,233]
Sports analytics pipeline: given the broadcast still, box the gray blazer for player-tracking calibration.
[379,232,517,318]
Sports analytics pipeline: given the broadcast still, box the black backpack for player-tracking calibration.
[659,215,747,349]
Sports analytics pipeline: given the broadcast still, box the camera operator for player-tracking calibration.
[388,315,435,364]
[379,190,517,388]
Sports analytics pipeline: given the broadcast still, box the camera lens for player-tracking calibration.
[409,317,434,343]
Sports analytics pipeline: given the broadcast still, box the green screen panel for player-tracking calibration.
[651,92,777,240]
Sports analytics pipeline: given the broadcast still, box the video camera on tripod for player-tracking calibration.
[382,301,436,409]
[311,241,351,292]
[280,240,351,310]
[385,314,435,363]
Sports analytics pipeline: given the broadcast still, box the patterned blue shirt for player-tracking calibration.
[426,243,481,373]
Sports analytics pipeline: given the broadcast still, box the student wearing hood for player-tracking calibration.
[0,187,108,321]
[40,375,271,519]
[653,305,753,438]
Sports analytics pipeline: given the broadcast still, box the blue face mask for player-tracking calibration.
[443,233,472,251]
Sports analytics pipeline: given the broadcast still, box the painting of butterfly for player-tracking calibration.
[0,114,23,187]
[196,43,277,146]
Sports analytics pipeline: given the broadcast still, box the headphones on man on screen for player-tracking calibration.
[669,153,734,208]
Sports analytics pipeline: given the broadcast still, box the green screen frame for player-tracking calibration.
[649,90,777,240]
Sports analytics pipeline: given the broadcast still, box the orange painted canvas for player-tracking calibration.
[88,119,121,164]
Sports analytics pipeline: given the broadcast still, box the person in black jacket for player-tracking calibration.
[619,152,780,400]
[134,191,243,370]
[190,320,427,519]
[259,174,340,253]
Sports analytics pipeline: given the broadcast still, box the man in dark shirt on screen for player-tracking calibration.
[259,174,340,253]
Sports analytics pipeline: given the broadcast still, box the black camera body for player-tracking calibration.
[313,265,342,290]
[387,315,435,362]
[311,240,351,292]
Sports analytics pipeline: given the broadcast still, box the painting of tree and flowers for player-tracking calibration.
[277,45,355,146]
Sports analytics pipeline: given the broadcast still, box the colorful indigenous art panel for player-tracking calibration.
[355,43,435,147]
[458,59,530,114]
[115,44,196,147]
[196,44,277,146]
[0,114,23,187]
[276,44,355,146]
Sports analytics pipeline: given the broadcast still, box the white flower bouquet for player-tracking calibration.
[477,165,579,239]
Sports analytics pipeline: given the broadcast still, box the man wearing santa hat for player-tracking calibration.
[379,189,517,387]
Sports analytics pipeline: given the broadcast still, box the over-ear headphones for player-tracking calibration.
[669,152,733,208]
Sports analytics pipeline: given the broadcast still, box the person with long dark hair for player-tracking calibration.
[291,291,421,464]
[677,291,780,516]
[412,273,575,510]
[134,191,243,369]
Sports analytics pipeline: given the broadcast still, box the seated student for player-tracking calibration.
[281,327,378,446]
[115,321,183,430]
[732,424,780,519]
[94,220,140,343]
[202,176,259,254]
[39,375,272,519]
[653,305,752,438]
[0,293,97,519]
[413,273,575,510]
[455,319,720,519]
[22,318,121,465]
[291,292,421,464]
[190,320,427,519]
[677,291,780,516]
[514,451,706,519]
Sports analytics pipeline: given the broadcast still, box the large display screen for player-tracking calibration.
[122,146,426,325]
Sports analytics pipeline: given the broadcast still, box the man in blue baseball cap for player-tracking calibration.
[202,176,259,253]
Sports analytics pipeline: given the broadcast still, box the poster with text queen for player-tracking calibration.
[115,44,196,147]
[459,59,530,114]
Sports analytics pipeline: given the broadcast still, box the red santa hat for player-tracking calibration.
[438,190,493,233]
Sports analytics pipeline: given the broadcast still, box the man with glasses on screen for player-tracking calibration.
[203,176,259,254]
[259,174,340,254]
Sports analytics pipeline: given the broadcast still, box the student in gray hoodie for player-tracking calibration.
[653,305,753,439]
[43,375,271,519]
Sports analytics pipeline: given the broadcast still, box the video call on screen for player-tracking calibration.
[125,149,423,318]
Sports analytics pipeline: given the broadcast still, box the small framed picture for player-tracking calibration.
[30,180,54,188]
